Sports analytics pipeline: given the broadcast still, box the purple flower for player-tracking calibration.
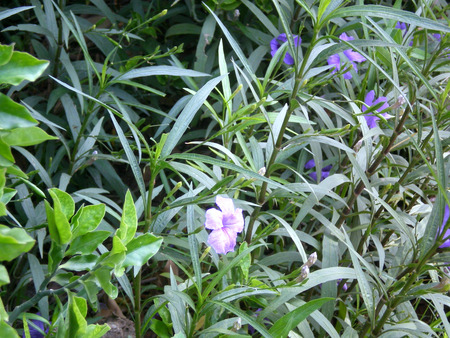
[362,90,390,129]
[204,196,244,254]
[395,22,413,46]
[327,33,366,79]
[438,205,450,248]
[395,22,407,31]
[23,313,48,338]
[270,33,301,65]
[432,33,442,41]
[305,159,332,181]
[337,279,348,291]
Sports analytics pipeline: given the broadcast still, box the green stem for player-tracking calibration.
[335,106,411,230]
[245,29,319,244]
[134,169,156,338]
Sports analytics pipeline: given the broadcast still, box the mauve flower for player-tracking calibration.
[362,90,390,129]
[327,33,366,79]
[270,33,301,65]
[337,279,348,291]
[432,33,442,41]
[23,313,48,338]
[305,159,332,181]
[395,22,407,31]
[438,205,450,248]
[204,196,244,254]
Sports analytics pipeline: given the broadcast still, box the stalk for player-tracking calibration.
[245,28,319,243]
[335,105,411,230]
[133,169,156,338]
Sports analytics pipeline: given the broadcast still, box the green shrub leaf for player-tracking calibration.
[0,225,35,261]
[0,50,49,86]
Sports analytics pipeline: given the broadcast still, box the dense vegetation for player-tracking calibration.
[0,0,449,337]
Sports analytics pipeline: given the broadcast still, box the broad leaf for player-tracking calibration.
[72,204,106,239]
[0,50,49,86]
[122,233,163,269]
[0,93,37,130]
[66,231,110,256]
[2,127,57,146]
[116,190,137,246]
[0,225,35,261]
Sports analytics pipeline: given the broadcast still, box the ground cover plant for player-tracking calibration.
[0,0,449,337]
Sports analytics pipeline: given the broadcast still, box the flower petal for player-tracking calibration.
[364,114,379,129]
[204,208,223,230]
[343,49,366,63]
[216,196,235,215]
[208,228,237,254]
[373,97,389,113]
[327,54,340,72]
[284,53,295,65]
[309,171,318,181]
[305,159,316,170]
[363,90,375,111]
[270,38,280,57]
[223,208,244,233]
[339,33,354,42]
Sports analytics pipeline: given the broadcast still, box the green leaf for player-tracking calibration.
[0,140,14,165]
[1,127,57,146]
[48,241,64,274]
[49,188,75,220]
[0,6,34,22]
[238,242,251,283]
[116,65,210,81]
[46,192,71,245]
[0,44,13,66]
[0,50,49,86]
[0,225,35,261]
[0,93,37,129]
[0,321,19,337]
[0,264,10,287]
[94,266,118,298]
[117,190,137,245]
[67,293,88,337]
[269,298,333,337]
[161,75,225,158]
[72,204,106,239]
[326,5,450,33]
[122,233,163,269]
[116,190,137,246]
[66,231,110,256]
[85,324,110,338]
[60,255,99,272]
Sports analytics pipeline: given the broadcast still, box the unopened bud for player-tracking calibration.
[299,265,309,280]
[233,317,242,331]
[258,167,266,176]
[306,252,317,267]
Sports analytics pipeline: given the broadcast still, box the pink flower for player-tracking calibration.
[204,196,244,254]
[327,33,366,79]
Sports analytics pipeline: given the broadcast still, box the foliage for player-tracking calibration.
[0,0,449,337]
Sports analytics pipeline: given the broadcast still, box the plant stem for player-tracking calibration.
[245,29,318,244]
[134,170,156,338]
[335,106,411,230]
